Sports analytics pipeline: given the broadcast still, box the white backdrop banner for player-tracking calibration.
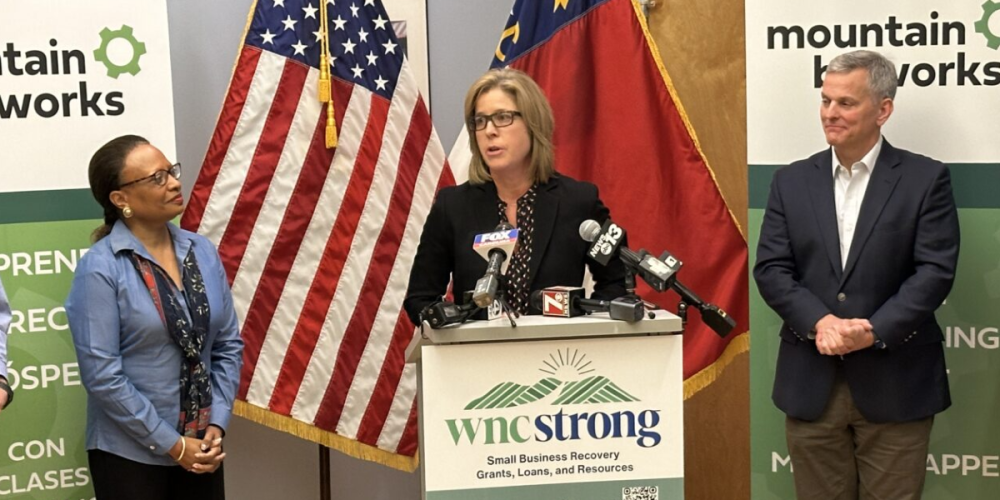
[1,1,176,193]
[1,2,175,499]
[747,0,1000,163]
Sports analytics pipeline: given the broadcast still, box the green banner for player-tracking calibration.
[0,220,96,499]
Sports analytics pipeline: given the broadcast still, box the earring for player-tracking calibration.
[122,206,134,219]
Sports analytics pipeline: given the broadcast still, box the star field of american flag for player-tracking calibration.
[247,0,403,99]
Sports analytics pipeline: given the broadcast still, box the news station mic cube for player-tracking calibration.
[538,286,585,317]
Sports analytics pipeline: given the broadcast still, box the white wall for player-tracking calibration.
[166,1,512,498]
[427,0,514,155]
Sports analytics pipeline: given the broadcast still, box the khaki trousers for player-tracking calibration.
[785,373,933,500]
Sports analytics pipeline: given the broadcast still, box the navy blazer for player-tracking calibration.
[403,174,628,325]
[754,140,959,423]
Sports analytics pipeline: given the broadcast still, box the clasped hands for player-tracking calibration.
[170,425,226,474]
[814,314,875,356]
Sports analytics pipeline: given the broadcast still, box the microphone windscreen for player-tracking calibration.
[529,290,544,311]
[579,219,602,242]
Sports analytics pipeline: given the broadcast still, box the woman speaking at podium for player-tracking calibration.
[404,68,627,325]
[66,135,243,500]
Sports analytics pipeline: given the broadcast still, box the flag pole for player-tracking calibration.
[319,444,331,500]
[318,0,336,491]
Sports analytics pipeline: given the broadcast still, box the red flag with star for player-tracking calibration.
[482,0,750,394]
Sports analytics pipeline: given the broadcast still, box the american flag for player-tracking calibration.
[181,0,450,467]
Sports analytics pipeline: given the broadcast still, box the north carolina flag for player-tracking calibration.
[451,0,749,393]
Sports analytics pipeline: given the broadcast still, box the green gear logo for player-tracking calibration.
[93,25,147,78]
[975,0,1000,49]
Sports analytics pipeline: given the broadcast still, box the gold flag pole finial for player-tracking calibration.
[318,0,338,148]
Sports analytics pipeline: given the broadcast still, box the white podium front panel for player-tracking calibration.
[421,334,684,500]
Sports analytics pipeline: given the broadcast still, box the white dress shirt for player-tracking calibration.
[832,136,883,269]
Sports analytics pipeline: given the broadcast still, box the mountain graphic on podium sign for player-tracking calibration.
[463,375,640,410]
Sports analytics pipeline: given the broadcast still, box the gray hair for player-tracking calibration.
[827,50,897,101]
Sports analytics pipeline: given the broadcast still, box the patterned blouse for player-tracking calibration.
[497,184,539,314]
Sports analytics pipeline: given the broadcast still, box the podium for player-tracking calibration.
[409,310,685,500]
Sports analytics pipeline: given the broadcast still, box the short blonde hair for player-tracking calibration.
[464,68,555,185]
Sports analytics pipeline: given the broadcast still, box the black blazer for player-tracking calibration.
[753,140,959,423]
[404,174,628,325]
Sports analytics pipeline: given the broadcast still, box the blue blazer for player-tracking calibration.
[754,140,959,423]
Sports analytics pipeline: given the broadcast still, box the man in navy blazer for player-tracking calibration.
[754,50,959,499]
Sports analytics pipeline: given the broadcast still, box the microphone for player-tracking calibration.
[579,219,625,267]
[580,220,678,289]
[471,223,519,308]
[531,287,587,317]
[464,290,506,321]
[668,280,736,337]
[579,219,736,337]
[622,249,682,293]
[420,300,480,329]
[530,288,645,322]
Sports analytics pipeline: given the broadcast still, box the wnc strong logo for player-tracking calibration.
[465,350,639,409]
[446,349,663,449]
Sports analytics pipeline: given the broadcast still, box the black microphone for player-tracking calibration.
[579,219,736,337]
[620,249,683,293]
[420,300,480,329]
[669,280,736,337]
[580,219,625,267]
[471,223,519,308]
[579,220,679,290]
[530,288,645,322]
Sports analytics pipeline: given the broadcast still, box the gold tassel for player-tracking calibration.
[318,0,336,148]
[325,101,338,148]
[319,54,331,103]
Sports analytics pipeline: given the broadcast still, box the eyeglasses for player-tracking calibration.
[469,110,522,131]
[118,163,182,189]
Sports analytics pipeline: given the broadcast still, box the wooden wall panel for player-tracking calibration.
[646,1,750,499]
